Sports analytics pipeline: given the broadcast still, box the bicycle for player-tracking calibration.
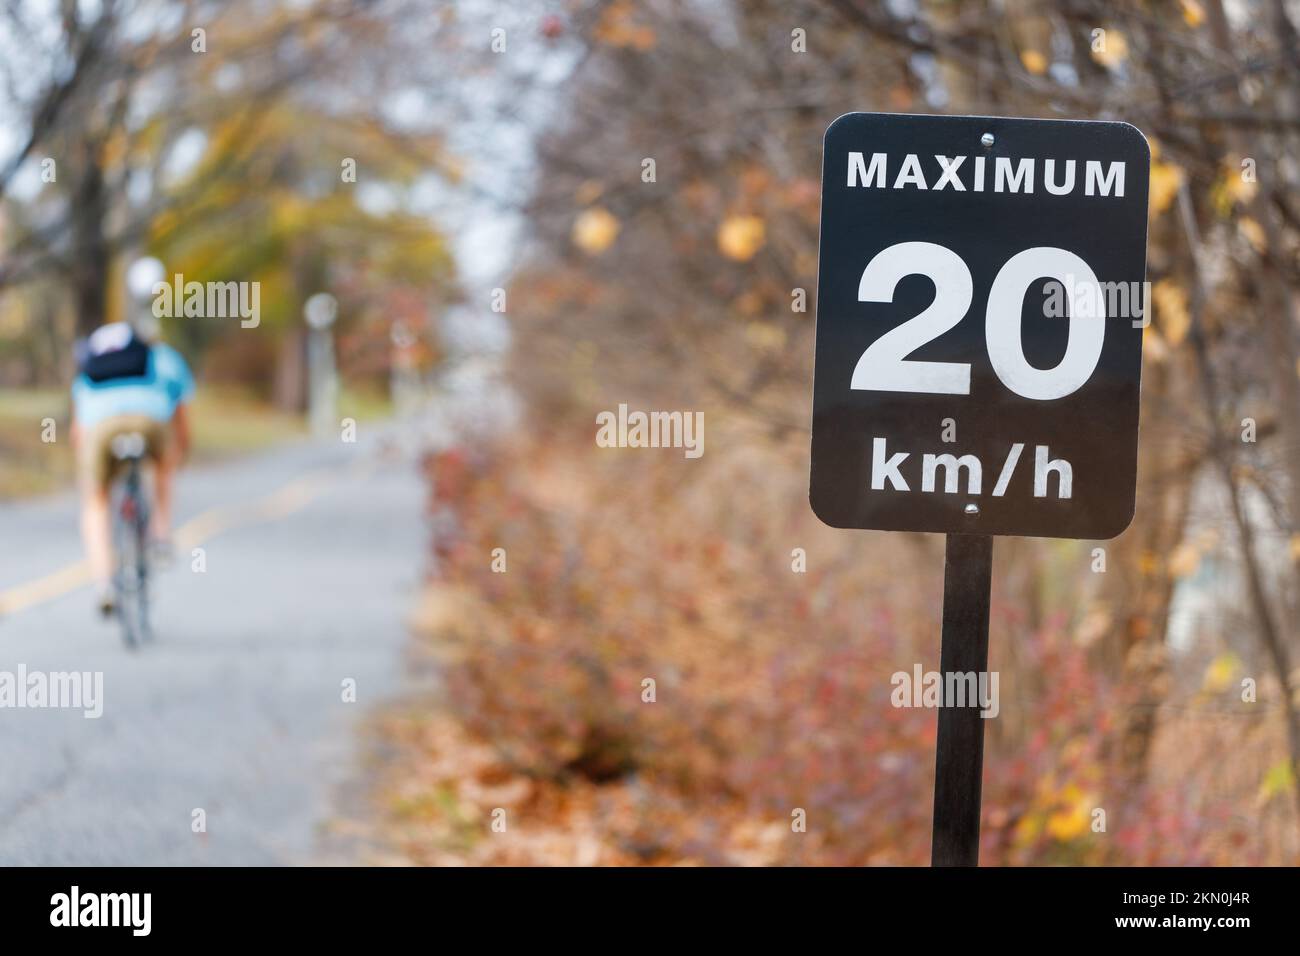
[107,431,153,648]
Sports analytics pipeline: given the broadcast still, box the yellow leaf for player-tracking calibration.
[1046,792,1093,842]
[744,321,786,352]
[717,215,766,262]
[1045,811,1087,841]
[1092,30,1128,69]
[1013,813,1042,848]
[1142,324,1169,363]
[1238,217,1267,253]
[572,207,620,255]
[1152,279,1190,347]
[1224,161,1258,205]
[1202,652,1240,694]
[1181,0,1206,27]
[1257,759,1295,807]
[1168,539,1201,579]
[1149,160,1184,216]
[1021,50,1048,75]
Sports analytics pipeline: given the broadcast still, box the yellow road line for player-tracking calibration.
[0,458,375,619]
[0,562,93,617]
[172,469,333,551]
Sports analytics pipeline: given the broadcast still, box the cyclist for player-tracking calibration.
[71,320,194,616]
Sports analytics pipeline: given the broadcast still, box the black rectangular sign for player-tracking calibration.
[810,112,1150,539]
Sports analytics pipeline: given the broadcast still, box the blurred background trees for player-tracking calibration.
[0,0,458,406]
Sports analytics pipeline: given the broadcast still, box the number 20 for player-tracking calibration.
[851,241,1105,401]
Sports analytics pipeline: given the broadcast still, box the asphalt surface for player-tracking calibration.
[0,426,428,865]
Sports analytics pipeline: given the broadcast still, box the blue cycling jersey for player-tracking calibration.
[72,342,195,428]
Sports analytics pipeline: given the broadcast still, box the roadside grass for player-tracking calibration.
[187,386,307,463]
[338,385,394,425]
[0,388,73,497]
[0,385,313,498]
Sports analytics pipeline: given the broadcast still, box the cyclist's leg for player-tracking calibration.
[78,485,113,584]
[144,418,174,545]
[75,421,117,612]
[154,403,190,543]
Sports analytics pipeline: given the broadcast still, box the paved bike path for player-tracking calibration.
[0,427,427,864]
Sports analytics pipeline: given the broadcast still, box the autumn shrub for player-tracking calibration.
[397,422,1265,866]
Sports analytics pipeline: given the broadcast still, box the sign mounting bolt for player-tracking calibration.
[964,503,980,515]
[980,132,995,148]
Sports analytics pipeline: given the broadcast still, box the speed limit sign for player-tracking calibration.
[809,112,1151,540]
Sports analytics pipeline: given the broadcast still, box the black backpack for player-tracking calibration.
[78,326,151,383]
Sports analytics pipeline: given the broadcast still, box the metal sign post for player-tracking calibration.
[931,533,993,866]
[809,112,1151,866]
[304,292,339,438]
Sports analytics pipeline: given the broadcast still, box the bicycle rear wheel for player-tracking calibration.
[112,472,152,647]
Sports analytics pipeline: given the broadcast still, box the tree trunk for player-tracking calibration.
[274,325,308,413]
[69,145,109,337]
[1101,360,1196,785]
